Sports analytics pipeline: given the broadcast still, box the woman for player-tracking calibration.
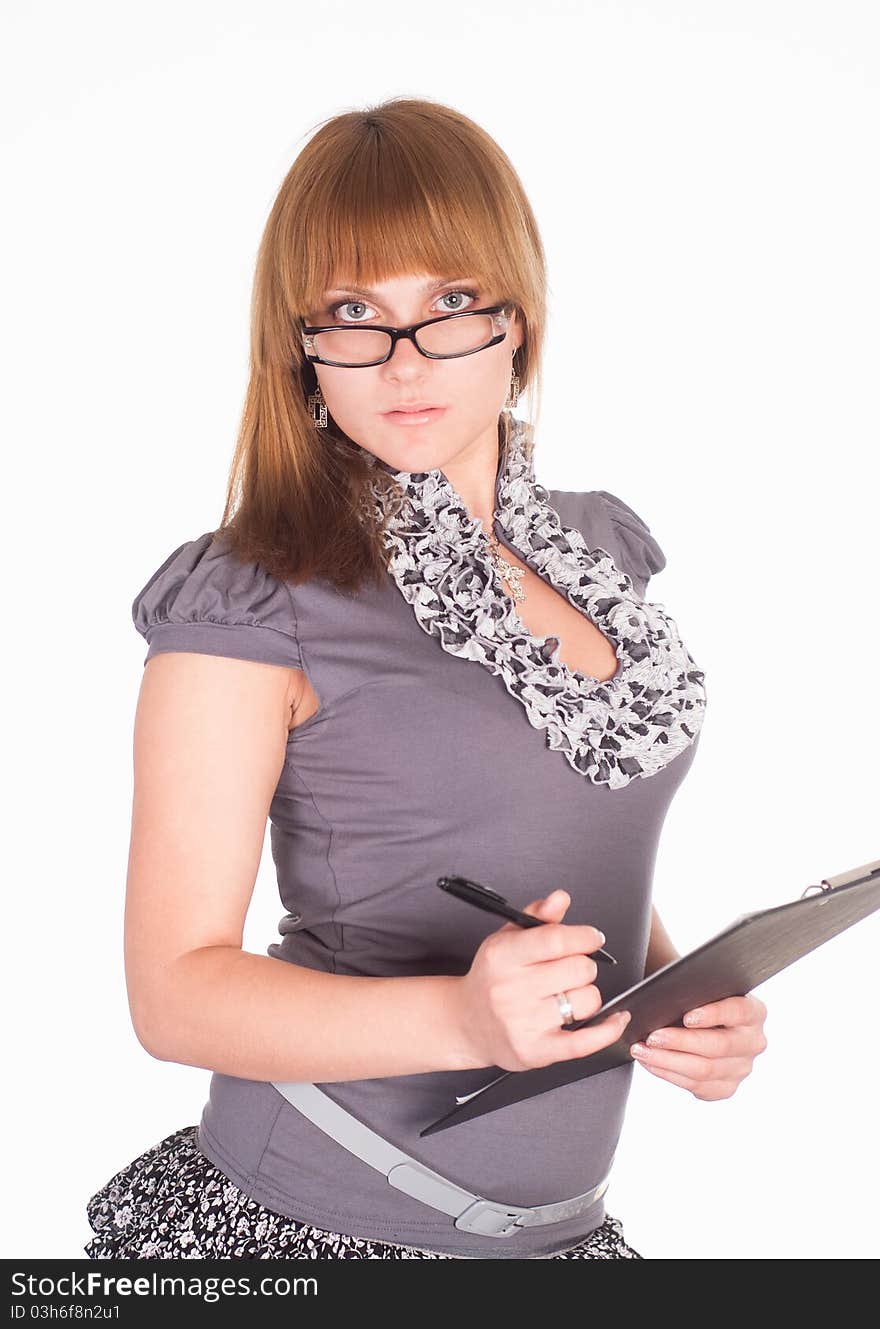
[85,96,767,1260]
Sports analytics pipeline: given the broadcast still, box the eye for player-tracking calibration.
[328,287,480,324]
[331,299,378,324]
[435,287,479,313]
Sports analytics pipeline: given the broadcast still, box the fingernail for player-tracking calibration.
[684,1010,702,1026]
[597,930,606,945]
[618,1010,631,1022]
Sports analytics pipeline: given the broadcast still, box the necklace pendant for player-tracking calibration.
[499,562,526,602]
[488,535,527,602]
[505,573,527,603]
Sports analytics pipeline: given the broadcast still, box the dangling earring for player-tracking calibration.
[505,358,520,409]
[308,384,328,428]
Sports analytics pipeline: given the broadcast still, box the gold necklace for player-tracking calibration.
[486,532,527,603]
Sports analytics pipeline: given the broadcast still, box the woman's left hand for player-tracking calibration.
[629,995,768,1099]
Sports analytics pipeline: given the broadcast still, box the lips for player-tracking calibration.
[385,403,441,413]
[383,404,448,425]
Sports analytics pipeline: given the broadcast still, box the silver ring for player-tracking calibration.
[555,991,576,1027]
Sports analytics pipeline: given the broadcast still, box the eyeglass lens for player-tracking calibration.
[310,312,498,366]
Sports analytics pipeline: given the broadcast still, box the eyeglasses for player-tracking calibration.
[300,303,513,368]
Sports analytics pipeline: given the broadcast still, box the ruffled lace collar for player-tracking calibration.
[360,413,707,790]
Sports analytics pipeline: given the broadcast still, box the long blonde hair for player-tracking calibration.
[218,95,547,593]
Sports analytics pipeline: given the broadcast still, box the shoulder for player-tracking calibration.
[131,530,302,670]
[546,487,667,599]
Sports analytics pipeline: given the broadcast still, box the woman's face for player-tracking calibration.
[305,271,523,472]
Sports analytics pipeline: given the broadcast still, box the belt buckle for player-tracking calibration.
[454,1198,534,1238]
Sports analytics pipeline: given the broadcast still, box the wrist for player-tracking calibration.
[435,974,484,1072]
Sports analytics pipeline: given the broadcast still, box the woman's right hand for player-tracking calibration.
[454,889,632,1072]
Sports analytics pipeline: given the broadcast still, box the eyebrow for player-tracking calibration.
[322,277,477,301]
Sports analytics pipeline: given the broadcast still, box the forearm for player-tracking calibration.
[644,906,680,977]
[136,947,479,1080]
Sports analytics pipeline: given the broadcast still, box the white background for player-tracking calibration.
[3,0,878,1261]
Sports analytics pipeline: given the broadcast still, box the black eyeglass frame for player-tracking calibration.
[300,303,513,368]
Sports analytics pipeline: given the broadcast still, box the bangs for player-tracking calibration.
[280,110,527,321]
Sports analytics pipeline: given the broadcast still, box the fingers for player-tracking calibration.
[643,1024,767,1058]
[499,999,631,1075]
[519,889,571,922]
[505,919,607,967]
[494,889,605,965]
[531,950,598,1001]
[684,994,766,1029]
[495,890,568,938]
[540,980,604,1026]
[547,1008,632,1062]
[632,1044,753,1081]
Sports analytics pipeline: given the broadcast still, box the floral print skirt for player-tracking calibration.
[84,1125,643,1260]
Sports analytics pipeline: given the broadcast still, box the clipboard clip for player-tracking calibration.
[800,859,880,899]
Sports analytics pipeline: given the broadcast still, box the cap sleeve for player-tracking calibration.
[593,490,667,598]
[131,531,302,669]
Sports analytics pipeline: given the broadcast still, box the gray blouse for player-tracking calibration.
[131,416,706,1258]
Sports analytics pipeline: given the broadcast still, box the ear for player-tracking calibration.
[509,307,525,354]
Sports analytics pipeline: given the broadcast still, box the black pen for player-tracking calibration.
[437,875,617,965]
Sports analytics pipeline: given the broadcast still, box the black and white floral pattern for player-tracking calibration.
[83,1126,642,1259]
[364,413,707,790]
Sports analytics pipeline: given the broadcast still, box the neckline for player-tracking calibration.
[366,412,707,788]
[489,525,623,687]
[372,415,625,689]
[489,421,623,686]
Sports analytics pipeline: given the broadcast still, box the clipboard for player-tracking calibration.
[419,857,880,1137]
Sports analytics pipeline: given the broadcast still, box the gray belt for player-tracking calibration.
[270,1079,610,1239]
